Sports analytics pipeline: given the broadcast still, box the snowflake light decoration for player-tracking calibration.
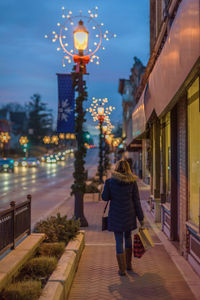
[45,6,116,69]
[86,97,115,134]
[58,99,73,122]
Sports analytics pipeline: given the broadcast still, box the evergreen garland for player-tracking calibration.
[98,122,104,183]
[104,140,110,171]
[71,73,88,195]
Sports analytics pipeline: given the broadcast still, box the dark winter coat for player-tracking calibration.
[102,171,144,232]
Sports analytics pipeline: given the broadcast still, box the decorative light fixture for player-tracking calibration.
[45,7,116,73]
[19,136,28,145]
[43,136,51,144]
[0,132,10,144]
[86,97,115,134]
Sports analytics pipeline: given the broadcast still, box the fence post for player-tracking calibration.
[27,194,32,235]
[10,201,16,249]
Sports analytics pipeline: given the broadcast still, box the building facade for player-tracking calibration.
[118,57,146,177]
[131,0,200,275]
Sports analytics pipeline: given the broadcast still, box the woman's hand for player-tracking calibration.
[140,220,145,229]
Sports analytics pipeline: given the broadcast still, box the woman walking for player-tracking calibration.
[102,160,144,276]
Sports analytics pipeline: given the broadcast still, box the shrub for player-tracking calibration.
[20,256,57,280]
[34,213,80,244]
[38,242,65,259]
[85,183,100,193]
[91,176,100,183]
[2,281,41,300]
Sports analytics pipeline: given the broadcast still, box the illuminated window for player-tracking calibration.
[188,77,200,226]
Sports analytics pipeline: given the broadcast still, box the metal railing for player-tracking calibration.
[0,195,31,256]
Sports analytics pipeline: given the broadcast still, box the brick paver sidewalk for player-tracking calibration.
[59,182,196,300]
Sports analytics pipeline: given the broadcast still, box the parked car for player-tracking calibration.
[0,158,14,173]
[26,157,40,167]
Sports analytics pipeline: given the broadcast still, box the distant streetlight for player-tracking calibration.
[51,135,59,145]
[97,106,105,183]
[43,136,51,151]
[43,136,51,144]
[0,132,10,157]
[19,136,29,158]
[59,133,65,140]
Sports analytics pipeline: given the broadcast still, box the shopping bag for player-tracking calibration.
[133,234,145,258]
[138,228,154,250]
[102,216,108,231]
[102,201,110,231]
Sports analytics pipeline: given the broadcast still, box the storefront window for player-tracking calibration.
[165,112,171,202]
[188,77,200,227]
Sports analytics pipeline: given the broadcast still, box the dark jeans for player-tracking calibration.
[114,231,132,254]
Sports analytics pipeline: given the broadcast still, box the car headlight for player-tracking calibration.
[22,162,27,166]
[14,162,18,166]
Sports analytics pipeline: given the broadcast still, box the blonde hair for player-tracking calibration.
[115,160,132,175]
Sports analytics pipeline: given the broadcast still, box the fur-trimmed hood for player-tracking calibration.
[111,171,137,183]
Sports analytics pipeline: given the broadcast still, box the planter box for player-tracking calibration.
[84,193,100,202]
[0,233,45,293]
[39,231,85,300]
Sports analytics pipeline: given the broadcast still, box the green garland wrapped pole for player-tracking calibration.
[71,71,88,227]
[104,139,110,172]
[98,120,104,184]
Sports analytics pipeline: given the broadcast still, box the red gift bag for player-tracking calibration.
[133,234,145,258]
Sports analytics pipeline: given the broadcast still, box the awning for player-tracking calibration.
[126,140,142,152]
[146,0,200,120]
[131,89,146,141]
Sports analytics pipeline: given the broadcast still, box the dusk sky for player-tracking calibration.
[0,0,149,134]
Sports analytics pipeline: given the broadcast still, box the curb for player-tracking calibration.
[39,231,85,300]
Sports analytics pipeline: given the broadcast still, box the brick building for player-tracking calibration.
[130,0,200,275]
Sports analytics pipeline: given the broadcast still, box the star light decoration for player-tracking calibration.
[86,97,115,134]
[44,6,116,67]
[0,132,11,143]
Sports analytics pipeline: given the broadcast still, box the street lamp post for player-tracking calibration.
[45,7,116,227]
[43,136,51,152]
[102,125,110,172]
[0,132,10,157]
[97,106,105,183]
[71,21,89,227]
[19,136,29,158]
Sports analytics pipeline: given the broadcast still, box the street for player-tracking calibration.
[0,148,98,225]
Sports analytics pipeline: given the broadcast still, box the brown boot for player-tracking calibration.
[125,248,133,271]
[116,253,126,276]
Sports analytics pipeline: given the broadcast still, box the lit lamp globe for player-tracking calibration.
[73,20,88,56]
[97,106,104,124]
[102,125,107,133]
[97,106,104,116]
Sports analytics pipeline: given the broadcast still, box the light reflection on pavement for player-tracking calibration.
[0,149,98,225]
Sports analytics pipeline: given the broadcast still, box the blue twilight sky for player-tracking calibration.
[0,0,149,135]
